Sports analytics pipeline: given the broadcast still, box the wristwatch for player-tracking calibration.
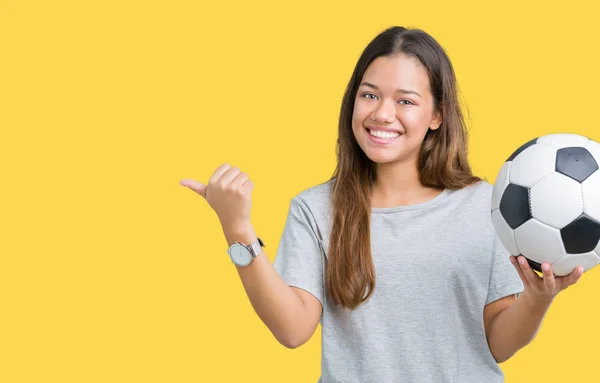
[227,237,265,266]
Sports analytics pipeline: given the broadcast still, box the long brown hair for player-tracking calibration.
[327,26,481,309]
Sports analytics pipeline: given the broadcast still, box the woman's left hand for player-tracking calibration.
[510,255,584,306]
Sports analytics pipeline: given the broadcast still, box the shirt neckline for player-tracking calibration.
[370,188,451,214]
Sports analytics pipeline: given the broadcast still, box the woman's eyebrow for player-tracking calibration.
[359,82,422,98]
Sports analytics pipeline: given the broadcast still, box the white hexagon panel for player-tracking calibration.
[509,143,556,187]
[529,172,583,229]
[514,219,566,265]
[582,171,600,223]
[551,250,600,276]
[537,133,590,149]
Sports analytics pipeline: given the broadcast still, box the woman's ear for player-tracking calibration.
[430,110,442,130]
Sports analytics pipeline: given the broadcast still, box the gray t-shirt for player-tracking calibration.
[273,179,524,383]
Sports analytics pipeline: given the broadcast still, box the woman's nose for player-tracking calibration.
[371,99,395,123]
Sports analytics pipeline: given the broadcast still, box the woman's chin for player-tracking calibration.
[365,152,398,164]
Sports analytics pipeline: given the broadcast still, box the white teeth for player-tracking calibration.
[369,129,400,139]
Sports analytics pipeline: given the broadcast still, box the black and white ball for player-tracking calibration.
[491,133,600,276]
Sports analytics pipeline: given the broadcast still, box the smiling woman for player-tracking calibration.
[180,26,573,383]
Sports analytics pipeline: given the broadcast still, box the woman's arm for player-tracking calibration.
[484,291,548,363]
[484,255,583,363]
[224,225,323,349]
[180,164,322,349]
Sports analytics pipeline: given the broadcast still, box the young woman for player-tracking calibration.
[180,26,584,382]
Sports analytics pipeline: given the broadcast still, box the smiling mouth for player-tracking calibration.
[366,128,401,139]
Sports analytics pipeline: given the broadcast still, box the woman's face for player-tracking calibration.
[352,54,442,165]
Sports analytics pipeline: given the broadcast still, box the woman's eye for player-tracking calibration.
[361,93,413,105]
[362,93,414,105]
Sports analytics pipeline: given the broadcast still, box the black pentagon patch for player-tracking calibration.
[526,258,542,273]
[500,183,531,229]
[556,147,598,183]
[507,137,539,162]
[561,214,600,254]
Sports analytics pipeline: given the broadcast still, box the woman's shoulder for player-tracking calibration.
[288,179,335,223]
[446,178,494,210]
[465,178,493,198]
[293,179,334,205]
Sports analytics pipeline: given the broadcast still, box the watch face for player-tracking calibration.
[229,244,252,266]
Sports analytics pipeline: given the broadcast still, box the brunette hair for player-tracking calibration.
[327,26,481,309]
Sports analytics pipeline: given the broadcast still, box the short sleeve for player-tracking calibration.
[273,197,325,306]
[486,233,524,305]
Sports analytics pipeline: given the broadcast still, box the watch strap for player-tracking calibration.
[249,237,266,258]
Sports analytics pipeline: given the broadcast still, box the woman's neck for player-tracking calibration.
[371,160,443,208]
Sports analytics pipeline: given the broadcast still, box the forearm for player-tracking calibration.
[223,226,315,347]
[486,291,552,363]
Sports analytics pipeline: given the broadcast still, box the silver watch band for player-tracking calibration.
[249,237,266,258]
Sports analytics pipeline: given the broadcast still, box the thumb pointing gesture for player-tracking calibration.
[179,164,254,232]
[179,179,207,198]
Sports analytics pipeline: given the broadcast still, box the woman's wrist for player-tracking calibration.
[222,221,257,246]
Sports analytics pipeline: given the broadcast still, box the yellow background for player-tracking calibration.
[2,0,600,381]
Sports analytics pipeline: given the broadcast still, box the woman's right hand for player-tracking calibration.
[179,163,254,234]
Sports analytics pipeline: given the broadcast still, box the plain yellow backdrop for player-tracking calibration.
[2,0,600,382]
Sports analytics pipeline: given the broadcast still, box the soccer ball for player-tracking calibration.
[491,133,600,276]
